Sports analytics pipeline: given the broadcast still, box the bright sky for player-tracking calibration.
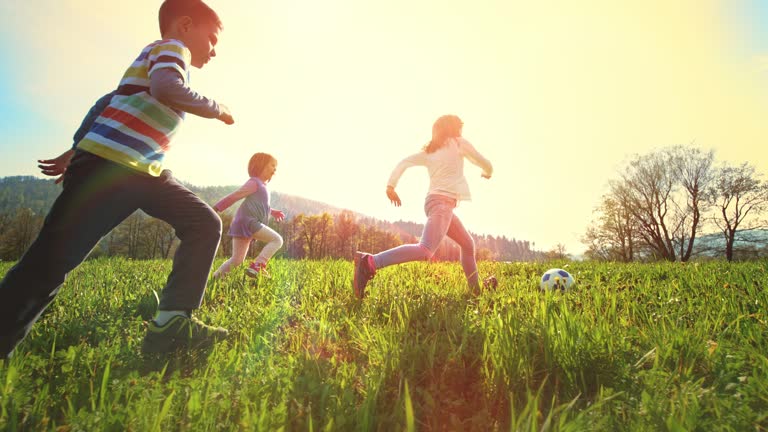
[1,0,768,255]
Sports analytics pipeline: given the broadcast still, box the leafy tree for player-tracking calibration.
[0,208,43,260]
[217,212,234,258]
[333,210,359,260]
[297,213,334,259]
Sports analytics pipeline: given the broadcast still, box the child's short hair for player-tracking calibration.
[248,153,276,178]
[424,114,463,153]
[159,0,222,35]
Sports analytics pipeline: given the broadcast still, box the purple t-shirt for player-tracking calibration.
[214,177,270,238]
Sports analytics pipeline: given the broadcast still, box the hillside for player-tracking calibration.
[0,176,413,238]
[0,176,354,220]
[0,176,535,261]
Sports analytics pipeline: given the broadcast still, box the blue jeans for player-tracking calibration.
[373,194,478,288]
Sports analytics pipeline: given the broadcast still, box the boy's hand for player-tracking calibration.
[38,149,75,184]
[481,172,491,179]
[386,186,401,207]
[271,209,285,222]
[217,104,234,125]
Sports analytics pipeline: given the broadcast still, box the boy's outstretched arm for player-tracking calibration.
[150,69,234,125]
[38,91,116,183]
[38,150,74,184]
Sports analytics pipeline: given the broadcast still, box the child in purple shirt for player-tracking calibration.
[212,153,285,278]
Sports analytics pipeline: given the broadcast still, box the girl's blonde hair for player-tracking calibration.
[248,152,276,179]
[423,114,463,153]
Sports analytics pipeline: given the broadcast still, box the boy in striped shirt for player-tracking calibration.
[0,0,235,357]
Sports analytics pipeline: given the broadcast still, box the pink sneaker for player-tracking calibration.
[353,252,376,299]
[246,261,271,279]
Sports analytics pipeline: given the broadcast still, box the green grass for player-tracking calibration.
[1,258,767,431]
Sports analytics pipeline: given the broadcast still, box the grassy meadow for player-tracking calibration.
[0,258,767,431]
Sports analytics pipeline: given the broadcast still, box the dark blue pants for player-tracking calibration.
[0,151,222,357]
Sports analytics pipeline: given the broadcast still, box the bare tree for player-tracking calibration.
[544,243,568,261]
[709,162,768,261]
[609,146,712,262]
[582,194,638,261]
[298,213,334,259]
[112,212,145,258]
[612,151,677,261]
[146,218,177,259]
[669,146,714,261]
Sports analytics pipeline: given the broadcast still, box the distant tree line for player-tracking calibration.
[582,146,768,262]
[0,176,536,263]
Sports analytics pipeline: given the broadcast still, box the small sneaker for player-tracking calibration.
[353,252,376,299]
[246,261,271,279]
[141,314,229,354]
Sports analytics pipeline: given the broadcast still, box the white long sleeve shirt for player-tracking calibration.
[387,137,493,201]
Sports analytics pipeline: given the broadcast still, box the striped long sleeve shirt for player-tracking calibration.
[76,39,218,176]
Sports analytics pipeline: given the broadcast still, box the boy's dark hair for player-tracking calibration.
[159,0,222,35]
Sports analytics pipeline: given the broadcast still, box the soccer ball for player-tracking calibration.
[539,268,575,291]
